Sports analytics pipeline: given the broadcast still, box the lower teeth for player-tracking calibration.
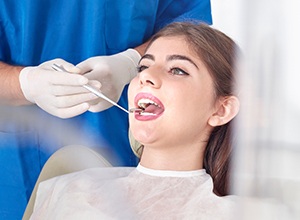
[139,112,156,116]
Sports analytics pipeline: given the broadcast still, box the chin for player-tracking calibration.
[131,129,157,146]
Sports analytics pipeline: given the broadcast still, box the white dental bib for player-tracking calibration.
[30,164,237,220]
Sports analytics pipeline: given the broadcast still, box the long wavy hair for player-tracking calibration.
[143,22,239,196]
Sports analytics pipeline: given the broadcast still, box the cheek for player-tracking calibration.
[167,86,215,124]
[167,88,200,114]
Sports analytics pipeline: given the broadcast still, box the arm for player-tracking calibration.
[0,61,29,106]
[0,59,102,118]
[134,41,149,57]
[0,41,148,106]
[0,41,148,116]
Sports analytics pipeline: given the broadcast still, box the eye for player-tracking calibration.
[137,65,148,73]
[170,67,189,76]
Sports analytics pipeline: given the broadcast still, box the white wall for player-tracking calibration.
[211,1,300,219]
[211,0,243,46]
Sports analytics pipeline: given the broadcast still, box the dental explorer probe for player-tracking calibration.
[51,63,132,114]
[128,108,144,113]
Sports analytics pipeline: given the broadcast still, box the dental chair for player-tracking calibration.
[22,145,112,220]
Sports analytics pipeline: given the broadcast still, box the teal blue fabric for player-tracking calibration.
[0,0,212,219]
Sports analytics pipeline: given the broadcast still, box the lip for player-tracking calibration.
[133,92,165,121]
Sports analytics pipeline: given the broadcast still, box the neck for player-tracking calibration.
[139,144,204,171]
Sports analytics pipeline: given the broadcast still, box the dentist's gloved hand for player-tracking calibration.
[19,59,101,118]
[76,49,141,112]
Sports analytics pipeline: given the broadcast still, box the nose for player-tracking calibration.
[139,67,162,88]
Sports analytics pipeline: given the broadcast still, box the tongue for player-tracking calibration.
[144,104,164,115]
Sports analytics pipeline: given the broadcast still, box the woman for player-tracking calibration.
[30,22,240,219]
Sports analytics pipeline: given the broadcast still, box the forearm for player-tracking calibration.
[0,42,147,107]
[134,40,149,56]
[0,61,31,106]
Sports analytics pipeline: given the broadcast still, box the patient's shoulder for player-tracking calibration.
[54,166,133,182]
[39,167,134,193]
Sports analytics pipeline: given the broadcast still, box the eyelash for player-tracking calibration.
[136,65,189,76]
[169,67,189,76]
[136,65,148,73]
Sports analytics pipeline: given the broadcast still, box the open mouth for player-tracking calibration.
[133,93,165,117]
[137,98,160,115]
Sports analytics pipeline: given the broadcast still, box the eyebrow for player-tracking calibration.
[139,54,154,63]
[167,54,199,69]
[139,54,199,69]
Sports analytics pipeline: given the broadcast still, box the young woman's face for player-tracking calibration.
[128,36,218,150]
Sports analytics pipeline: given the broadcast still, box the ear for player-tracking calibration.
[208,96,240,127]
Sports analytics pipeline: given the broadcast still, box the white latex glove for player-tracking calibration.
[19,58,101,118]
[76,49,141,112]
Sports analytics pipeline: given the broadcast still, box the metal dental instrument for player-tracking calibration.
[51,63,129,114]
[128,108,145,113]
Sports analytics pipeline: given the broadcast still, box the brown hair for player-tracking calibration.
[147,22,238,196]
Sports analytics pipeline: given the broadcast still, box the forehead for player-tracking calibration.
[145,36,207,71]
[146,36,194,56]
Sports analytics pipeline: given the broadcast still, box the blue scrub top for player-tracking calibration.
[0,0,212,219]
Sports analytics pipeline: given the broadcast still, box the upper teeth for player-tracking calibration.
[138,98,158,109]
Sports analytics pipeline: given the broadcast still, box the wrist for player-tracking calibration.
[120,49,141,80]
[19,66,36,103]
[0,62,32,105]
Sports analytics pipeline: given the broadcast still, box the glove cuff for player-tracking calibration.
[19,66,35,103]
[119,49,141,81]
